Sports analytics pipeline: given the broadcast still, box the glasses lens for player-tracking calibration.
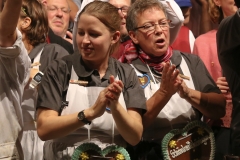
[145,24,155,31]
[121,7,128,14]
[160,25,168,31]
[158,20,171,31]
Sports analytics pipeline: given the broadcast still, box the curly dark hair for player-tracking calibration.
[20,0,48,46]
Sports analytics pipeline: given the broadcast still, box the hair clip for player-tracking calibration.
[21,7,28,16]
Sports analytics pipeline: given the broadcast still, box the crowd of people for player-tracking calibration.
[0,0,239,159]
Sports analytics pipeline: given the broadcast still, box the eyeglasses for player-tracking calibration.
[46,5,71,14]
[134,20,172,32]
[116,6,129,16]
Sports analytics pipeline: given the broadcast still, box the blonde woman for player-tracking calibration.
[36,1,146,159]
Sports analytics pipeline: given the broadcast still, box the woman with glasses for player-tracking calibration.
[18,0,69,159]
[36,1,146,159]
[76,0,184,60]
[120,0,226,159]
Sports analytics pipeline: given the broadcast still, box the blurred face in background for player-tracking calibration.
[214,0,237,17]
[109,0,131,39]
[181,7,192,26]
[44,0,70,38]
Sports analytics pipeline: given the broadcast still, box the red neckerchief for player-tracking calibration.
[119,41,172,73]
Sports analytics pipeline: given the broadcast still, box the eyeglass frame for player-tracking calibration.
[115,6,129,16]
[134,19,172,32]
[46,5,71,14]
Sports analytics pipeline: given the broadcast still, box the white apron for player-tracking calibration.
[132,56,197,141]
[21,48,45,160]
[43,66,127,159]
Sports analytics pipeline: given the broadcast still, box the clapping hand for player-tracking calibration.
[178,80,191,99]
[160,63,191,99]
[90,75,123,118]
[105,75,124,109]
[159,62,182,97]
[91,88,109,118]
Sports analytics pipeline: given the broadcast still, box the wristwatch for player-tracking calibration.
[29,71,44,89]
[78,110,91,125]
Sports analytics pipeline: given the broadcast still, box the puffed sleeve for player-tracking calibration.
[37,58,71,112]
[117,62,146,111]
